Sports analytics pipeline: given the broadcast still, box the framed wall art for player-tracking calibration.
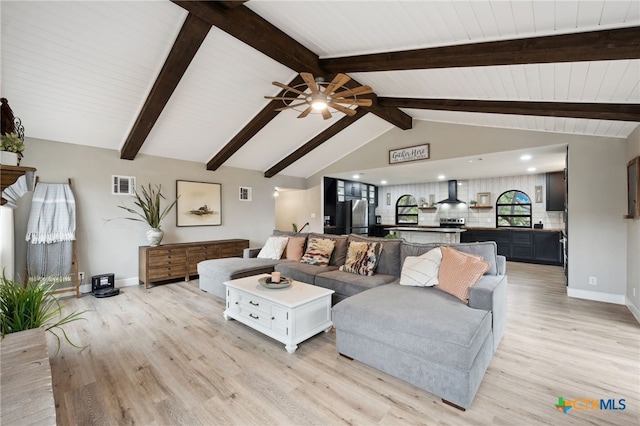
[176,180,222,226]
[477,192,491,207]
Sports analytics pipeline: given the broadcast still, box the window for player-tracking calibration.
[396,194,418,224]
[496,190,532,228]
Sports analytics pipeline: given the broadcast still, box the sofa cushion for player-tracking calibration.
[339,241,382,276]
[347,234,402,277]
[400,247,442,287]
[437,247,489,303]
[300,237,335,266]
[257,236,289,260]
[284,236,306,261]
[309,233,348,266]
[275,262,338,284]
[401,241,499,276]
[315,269,397,297]
[332,283,492,370]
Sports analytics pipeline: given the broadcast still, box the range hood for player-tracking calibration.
[437,180,466,204]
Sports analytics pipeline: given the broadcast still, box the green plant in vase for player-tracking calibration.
[114,184,178,246]
[0,272,87,354]
[0,132,25,164]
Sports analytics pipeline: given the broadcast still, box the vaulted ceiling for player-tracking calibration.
[2,0,639,182]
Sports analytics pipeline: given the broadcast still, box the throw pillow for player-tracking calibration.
[399,247,442,287]
[339,241,382,276]
[300,238,336,266]
[285,236,306,261]
[437,246,489,303]
[257,236,289,260]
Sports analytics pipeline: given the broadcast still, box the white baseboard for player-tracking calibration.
[626,298,640,324]
[567,287,626,305]
[79,276,140,294]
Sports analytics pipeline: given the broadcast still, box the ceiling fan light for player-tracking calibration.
[311,98,328,111]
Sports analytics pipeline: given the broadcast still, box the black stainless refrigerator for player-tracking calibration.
[345,199,369,235]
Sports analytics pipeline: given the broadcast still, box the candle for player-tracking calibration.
[271,271,281,283]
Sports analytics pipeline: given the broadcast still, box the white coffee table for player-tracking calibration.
[224,274,334,353]
[223,274,334,353]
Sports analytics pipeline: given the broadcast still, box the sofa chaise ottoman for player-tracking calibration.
[332,240,507,410]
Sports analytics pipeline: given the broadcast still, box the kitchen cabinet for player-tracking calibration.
[546,171,565,211]
[462,229,563,266]
[324,177,376,235]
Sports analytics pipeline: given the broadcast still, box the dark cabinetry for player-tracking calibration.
[324,177,377,235]
[546,171,566,211]
[462,229,562,266]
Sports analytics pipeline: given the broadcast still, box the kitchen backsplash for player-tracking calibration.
[375,173,565,230]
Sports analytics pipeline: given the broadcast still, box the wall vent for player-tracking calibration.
[112,175,136,195]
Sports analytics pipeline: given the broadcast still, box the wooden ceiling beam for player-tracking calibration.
[377,98,640,122]
[207,75,305,171]
[120,13,211,160]
[217,1,249,9]
[172,0,323,75]
[321,27,640,73]
[264,108,369,178]
[172,1,412,131]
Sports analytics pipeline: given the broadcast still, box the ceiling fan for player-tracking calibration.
[265,72,373,119]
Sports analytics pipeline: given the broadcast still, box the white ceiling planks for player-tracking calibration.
[1,1,187,149]
[278,113,395,179]
[139,25,296,163]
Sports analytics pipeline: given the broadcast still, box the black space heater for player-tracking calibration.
[91,273,120,298]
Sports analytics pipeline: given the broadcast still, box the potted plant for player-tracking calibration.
[0,132,25,166]
[0,272,87,355]
[114,184,178,246]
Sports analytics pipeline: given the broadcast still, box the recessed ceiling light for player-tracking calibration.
[527,167,537,172]
[521,154,532,161]
[380,180,387,185]
[437,175,445,180]
[352,173,361,179]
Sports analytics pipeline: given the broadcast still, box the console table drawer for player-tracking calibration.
[148,265,187,280]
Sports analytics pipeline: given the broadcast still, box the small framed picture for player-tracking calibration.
[239,186,252,201]
[477,192,491,207]
[386,193,391,205]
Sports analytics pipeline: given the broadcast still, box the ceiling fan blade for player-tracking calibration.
[300,72,319,94]
[275,101,309,111]
[332,98,373,107]
[272,81,307,96]
[321,108,333,120]
[298,106,313,118]
[264,96,304,101]
[332,85,373,98]
[324,73,352,95]
[328,102,357,116]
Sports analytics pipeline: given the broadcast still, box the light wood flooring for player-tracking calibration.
[47,262,639,425]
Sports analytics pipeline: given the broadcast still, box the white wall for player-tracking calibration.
[274,186,323,234]
[311,120,630,303]
[376,174,564,229]
[9,138,306,287]
[566,137,627,303]
[626,126,640,321]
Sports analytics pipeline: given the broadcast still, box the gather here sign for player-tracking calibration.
[389,144,430,164]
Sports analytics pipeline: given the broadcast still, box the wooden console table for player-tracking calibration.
[139,239,249,288]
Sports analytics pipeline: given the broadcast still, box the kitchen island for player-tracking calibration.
[387,227,466,244]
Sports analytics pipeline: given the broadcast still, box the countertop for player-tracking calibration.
[387,227,466,233]
[378,225,563,233]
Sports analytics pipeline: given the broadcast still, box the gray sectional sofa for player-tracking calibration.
[197,231,507,410]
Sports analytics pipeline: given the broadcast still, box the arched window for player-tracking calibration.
[496,190,532,228]
[396,194,418,224]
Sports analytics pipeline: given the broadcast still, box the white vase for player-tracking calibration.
[0,152,18,166]
[146,228,164,246]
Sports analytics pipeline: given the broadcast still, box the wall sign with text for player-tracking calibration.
[389,144,430,164]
